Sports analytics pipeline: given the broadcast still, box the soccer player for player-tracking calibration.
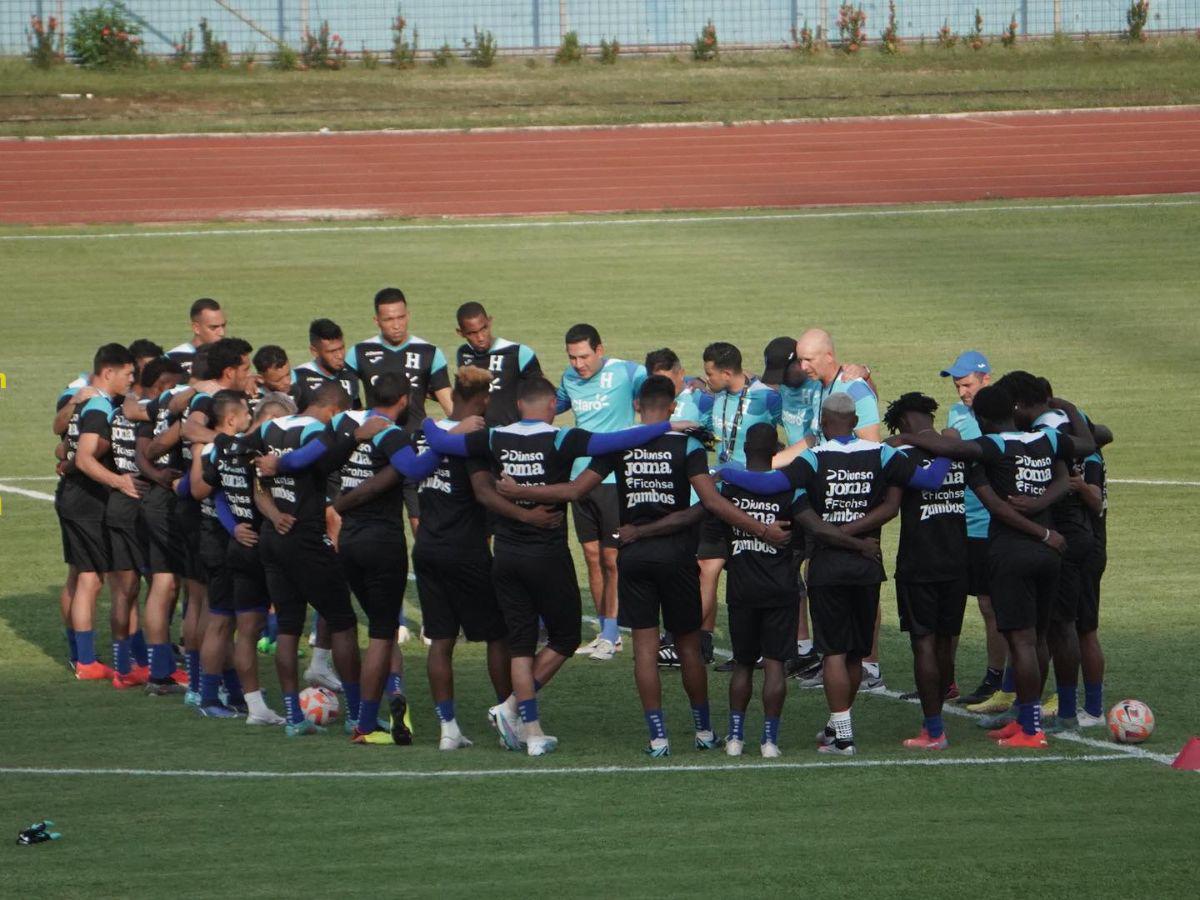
[882,393,967,750]
[644,348,713,428]
[57,343,139,680]
[938,350,1008,710]
[896,384,1095,749]
[700,341,781,667]
[1077,443,1108,727]
[424,376,700,756]
[252,344,293,398]
[554,323,647,661]
[250,382,363,737]
[292,318,362,412]
[455,301,542,427]
[166,298,226,376]
[717,423,881,758]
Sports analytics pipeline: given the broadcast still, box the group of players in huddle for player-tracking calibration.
[52,290,1112,757]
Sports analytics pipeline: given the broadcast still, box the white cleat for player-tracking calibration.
[725,738,744,757]
[439,733,474,751]
[526,734,558,757]
[487,703,525,751]
[589,638,617,661]
[304,665,342,693]
[575,636,601,656]
[396,625,413,644]
[760,741,782,759]
[246,708,286,726]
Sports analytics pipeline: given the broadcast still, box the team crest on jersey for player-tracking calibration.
[599,372,614,389]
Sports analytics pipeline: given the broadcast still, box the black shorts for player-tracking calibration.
[199,527,234,615]
[616,552,701,636]
[56,481,110,573]
[414,549,506,643]
[106,491,147,574]
[260,525,356,636]
[696,512,728,561]
[967,537,990,598]
[339,535,407,640]
[571,482,619,549]
[174,498,206,583]
[1052,529,1095,624]
[1077,545,1106,634]
[142,484,187,576]
[987,541,1061,633]
[226,539,269,614]
[729,603,798,664]
[809,583,880,657]
[896,579,968,637]
[402,481,420,520]
[492,550,581,658]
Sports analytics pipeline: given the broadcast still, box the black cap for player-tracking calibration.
[761,336,796,386]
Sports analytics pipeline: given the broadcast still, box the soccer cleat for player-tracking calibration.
[786,649,821,678]
[396,625,413,644]
[977,708,1017,729]
[945,682,960,701]
[760,741,782,759]
[343,718,359,736]
[526,734,558,757]
[575,636,601,656]
[725,738,744,757]
[860,671,887,693]
[997,729,1049,749]
[284,719,326,737]
[987,720,1022,741]
[712,657,736,673]
[227,697,249,715]
[817,740,857,756]
[1045,716,1079,735]
[389,694,414,746]
[899,689,919,701]
[439,733,473,751]
[246,708,286,726]
[589,638,617,661]
[112,670,148,690]
[816,726,837,747]
[694,730,723,751]
[303,664,342,693]
[169,668,189,686]
[197,701,241,719]
[183,690,201,708]
[645,739,671,758]
[967,690,1015,714]
[145,679,185,696]
[902,729,949,750]
[657,644,681,669]
[351,727,396,745]
[957,680,998,706]
[797,667,825,689]
[488,703,525,751]
[1077,709,1106,728]
[256,637,276,656]
[74,660,115,681]
[1041,694,1059,720]
[130,664,151,682]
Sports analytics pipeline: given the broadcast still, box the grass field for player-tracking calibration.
[2,197,1199,897]
[3,39,1200,137]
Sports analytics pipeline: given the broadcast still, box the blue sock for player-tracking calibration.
[1057,682,1078,720]
[762,716,780,746]
[66,628,78,665]
[600,616,620,643]
[359,699,381,733]
[690,702,711,733]
[518,698,539,724]
[728,710,745,741]
[113,638,131,676]
[130,630,149,667]
[186,650,200,693]
[1016,701,1041,735]
[266,611,278,641]
[283,691,304,725]
[1084,681,1104,718]
[222,668,243,702]
[533,678,543,692]
[1001,666,1015,692]
[200,672,222,705]
[645,709,667,741]
[924,714,945,739]
[436,699,456,723]
[343,682,361,722]
[76,630,96,665]
[386,673,405,696]
[149,643,173,680]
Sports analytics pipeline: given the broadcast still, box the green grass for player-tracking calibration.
[1,197,1199,897]
[3,38,1200,137]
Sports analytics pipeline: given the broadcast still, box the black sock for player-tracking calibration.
[985,667,1003,687]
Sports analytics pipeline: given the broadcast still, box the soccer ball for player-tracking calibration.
[1107,699,1155,744]
[299,686,340,725]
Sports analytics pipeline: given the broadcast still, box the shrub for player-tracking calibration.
[241,49,258,72]
[1125,1,1150,42]
[464,27,497,67]
[431,42,455,67]
[271,42,300,70]
[792,22,825,54]
[361,45,379,69]
[555,30,583,64]
[692,20,718,61]
[391,13,418,68]
[968,9,985,50]
[68,3,145,69]
[197,18,230,70]
[879,1,901,54]
[937,20,959,49]
[1001,15,1018,48]
[301,20,348,70]
[173,28,194,68]
[837,5,867,53]
[27,14,65,69]
[599,37,620,64]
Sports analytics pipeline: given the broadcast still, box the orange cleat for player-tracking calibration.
[130,664,150,682]
[902,729,948,750]
[169,669,189,686]
[112,670,148,689]
[987,720,1022,741]
[75,661,115,681]
[997,729,1049,749]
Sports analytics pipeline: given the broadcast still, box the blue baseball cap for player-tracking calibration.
[940,350,991,378]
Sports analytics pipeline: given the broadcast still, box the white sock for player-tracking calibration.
[502,694,519,716]
[311,648,332,669]
[798,639,814,655]
[245,689,269,716]
[830,709,853,742]
[440,718,462,740]
[863,661,880,679]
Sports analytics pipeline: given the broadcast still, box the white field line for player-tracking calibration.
[0,483,56,501]
[2,198,1199,242]
[0,754,1136,781]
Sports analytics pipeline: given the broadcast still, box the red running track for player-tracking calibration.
[2,107,1199,225]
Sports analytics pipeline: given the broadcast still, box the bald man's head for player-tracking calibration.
[796,328,838,385]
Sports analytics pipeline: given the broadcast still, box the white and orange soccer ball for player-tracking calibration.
[1107,699,1155,744]
[299,686,340,726]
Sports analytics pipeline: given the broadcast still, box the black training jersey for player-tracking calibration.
[416,419,492,558]
[63,393,119,502]
[456,338,542,427]
[201,439,260,529]
[109,399,143,479]
[248,415,346,526]
[969,429,1077,545]
[1033,410,1092,538]
[719,482,806,607]
[333,411,414,541]
[779,437,913,586]
[291,360,362,412]
[165,342,197,377]
[345,334,450,431]
[1083,450,1108,549]
[894,446,967,583]
[588,432,708,562]
[140,386,188,471]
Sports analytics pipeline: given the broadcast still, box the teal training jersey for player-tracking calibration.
[710,378,782,465]
[673,383,714,430]
[946,401,990,539]
[556,357,647,480]
[777,382,813,446]
[804,373,880,444]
